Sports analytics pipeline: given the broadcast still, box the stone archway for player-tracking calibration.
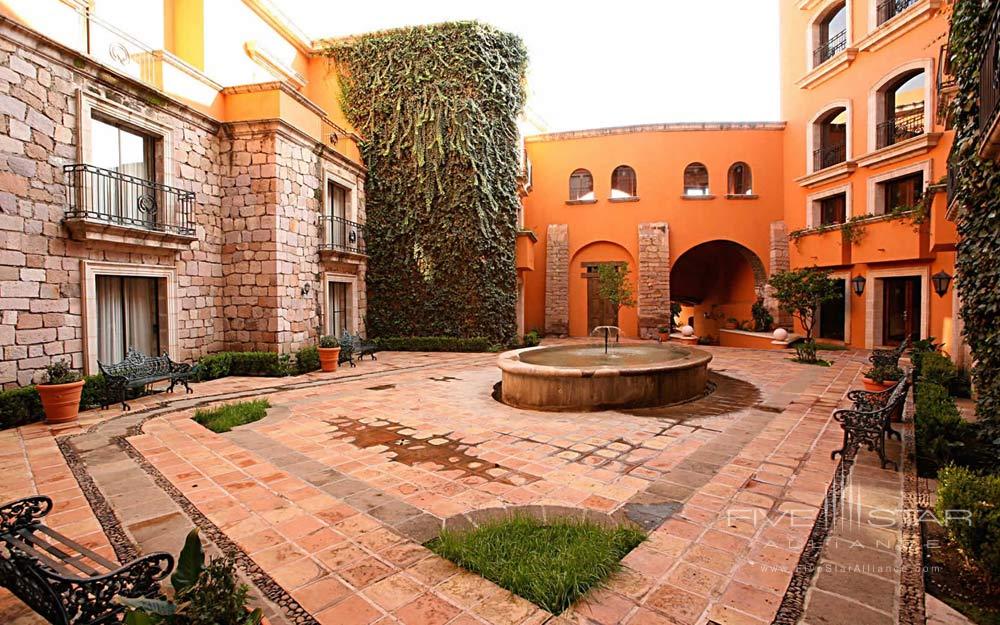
[670,240,768,338]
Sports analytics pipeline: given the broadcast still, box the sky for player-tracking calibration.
[282,0,782,133]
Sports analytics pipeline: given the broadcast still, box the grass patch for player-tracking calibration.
[814,342,849,351]
[427,516,645,613]
[193,399,270,433]
[789,358,833,367]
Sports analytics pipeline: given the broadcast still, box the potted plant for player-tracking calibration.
[724,317,738,330]
[37,359,84,424]
[862,363,904,392]
[317,335,341,372]
[657,326,671,342]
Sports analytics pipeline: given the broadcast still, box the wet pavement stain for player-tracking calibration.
[366,384,396,391]
[323,415,540,486]
[429,376,461,382]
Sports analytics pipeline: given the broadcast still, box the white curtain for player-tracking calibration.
[97,276,125,364]
[125,278,158,355]
[96,276,159,363]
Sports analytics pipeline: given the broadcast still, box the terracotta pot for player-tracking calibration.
[862,377,896,392]
[658,332,670,342]
[318,347,341,372]
[724,321,737,330]
[38,379,85,424]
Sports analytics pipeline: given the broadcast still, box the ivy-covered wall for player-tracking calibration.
[950,0,1000,436]
[327,22,528,344]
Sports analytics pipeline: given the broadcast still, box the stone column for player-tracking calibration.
[767,220,793,329]
[637,222,671,339]
[544,224,569,336]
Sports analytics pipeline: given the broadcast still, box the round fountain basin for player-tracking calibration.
[498,344,713,411]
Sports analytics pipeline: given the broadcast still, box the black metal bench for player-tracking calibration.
[98,348,195,411]
[341,331,378,361]
[831,372,911,470]
[0,496,173,625]
[870,336,909,368]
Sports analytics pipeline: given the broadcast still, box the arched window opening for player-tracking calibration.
[813,107,848,171]
[568,169,594,201]
[610,165,637,198]
[813,2,848,66]
[683,163,709,196]
[877,70,926,148]
[728,162,753,195]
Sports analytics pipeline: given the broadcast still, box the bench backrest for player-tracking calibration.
[99,348,172,379]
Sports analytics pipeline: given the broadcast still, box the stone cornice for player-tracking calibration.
[526,122,786,143]
[224,118,367,176]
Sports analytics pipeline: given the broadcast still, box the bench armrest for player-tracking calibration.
[0,496,53,533]
[833,408,889,432]
[847,389,891,412]
[169,361,192,375]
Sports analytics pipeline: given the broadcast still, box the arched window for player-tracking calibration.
[569,169,594,201]
[728,163,753,195]
[813,106,848,170]
[683,163,709,196]
[813,2,848,67]
[610,165,637,198]
[877,70,926,148]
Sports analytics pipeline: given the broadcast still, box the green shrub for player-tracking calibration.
[936,466,1000,580]
[428,516,645,613]
[42,359,81,385]
[193,399,270,434]
[865,363,904,384]
[0,386,43,430]
[375,336,492,352]
[914,382,988,476]
[318,335,339,348]
[921,352,958,388]
[193,353,233,382]
[80,375,107,410]
[522,330,541,348]
[294,346,320,374]
[193,352,289,381]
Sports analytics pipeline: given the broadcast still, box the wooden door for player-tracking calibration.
[882,277,921,345]
[584,265,617,333]
[818,279,846,341]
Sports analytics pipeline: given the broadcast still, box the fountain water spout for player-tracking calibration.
[590,325,621,355]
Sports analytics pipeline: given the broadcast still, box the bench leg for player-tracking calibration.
[831,427,853,461]
[182,378,193,394]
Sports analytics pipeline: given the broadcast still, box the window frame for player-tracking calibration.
[727,162,753,196]
[683,162,710,197]
[807,0,853,70]
[610,165,637,199]
[568,168,594,202]
[866,59,934,153]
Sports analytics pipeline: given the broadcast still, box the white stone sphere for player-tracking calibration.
[773,328,789,341]
[681,325,695,337]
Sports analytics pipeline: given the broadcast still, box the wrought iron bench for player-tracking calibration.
[0,495,174,625]
[831,371,911,470]
[870,336,909,368]
[98,348,195,411]
[341,331,378,361]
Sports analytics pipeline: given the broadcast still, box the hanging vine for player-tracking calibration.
[325,22,528,343]
[949,0,1000,437]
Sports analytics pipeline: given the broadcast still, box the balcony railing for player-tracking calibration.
[979,2,1000,140]
[877,0,919,26]
[813,29,847,67]
[813,143,847,171]
[319,215,366,255]
[64,164,195,236]
[876,109,925,149]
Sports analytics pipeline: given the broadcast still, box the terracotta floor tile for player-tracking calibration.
[315,595,384,625]
[394,593,461,625]
[363,573,425,611]
[341,557,396,589]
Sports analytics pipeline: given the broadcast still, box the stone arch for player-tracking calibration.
[568,240,638,338]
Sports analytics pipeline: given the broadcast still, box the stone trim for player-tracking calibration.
[544,224,569,336]
[320,272,362,336]
[864,266,931,348]
[866,159,933,216]
[637,222,670,339]
[768,221,794,329]
[525,121,786,143]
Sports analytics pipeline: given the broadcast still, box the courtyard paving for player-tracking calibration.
[0,344,913,625]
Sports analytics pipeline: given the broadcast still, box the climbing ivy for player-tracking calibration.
[949,0,1000,437]
[325,23,528,343]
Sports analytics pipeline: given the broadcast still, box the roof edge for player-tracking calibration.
[526,121,787,142]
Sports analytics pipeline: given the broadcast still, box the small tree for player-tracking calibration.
[768,268,840,362]
[596,262,636,322]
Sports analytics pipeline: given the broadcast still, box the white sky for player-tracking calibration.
[282,0,781,132]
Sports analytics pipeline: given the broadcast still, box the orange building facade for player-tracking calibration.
[520,0,962,358]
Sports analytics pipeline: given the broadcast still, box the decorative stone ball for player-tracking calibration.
[773,328,789,341]
[681,325,695,337]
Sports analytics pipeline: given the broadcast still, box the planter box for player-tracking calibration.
[719,329,794,351]
[790,228,850,267]
[852,217,930,264]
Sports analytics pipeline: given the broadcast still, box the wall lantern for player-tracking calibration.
[932,270,952,298]
[301,282,311,296]
[851,275,866,297]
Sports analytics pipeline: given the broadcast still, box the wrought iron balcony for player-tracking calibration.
[64,164,195,236]
[813,29,847,67]
[876,109,925,149]
[319,215,366,256]
[813,143,847,171]
[877,0,918,26]
[979,2,1000,145]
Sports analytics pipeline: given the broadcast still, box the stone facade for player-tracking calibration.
[543,224,569,336]
[637,222,670,339]
[767,220,793,329]
[0,23,366,388]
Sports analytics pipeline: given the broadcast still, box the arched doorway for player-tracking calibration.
[568,241,638,337]
[670,240,766,340]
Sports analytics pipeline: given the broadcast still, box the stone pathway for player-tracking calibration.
[0,345,917,625]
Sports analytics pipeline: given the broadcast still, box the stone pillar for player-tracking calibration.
[637,222,671,339]
[767,220,793,329]
[544,224,569,336]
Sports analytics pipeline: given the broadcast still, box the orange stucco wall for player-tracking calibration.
[522,125,785,338]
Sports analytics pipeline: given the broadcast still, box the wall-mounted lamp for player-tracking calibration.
[932,270,952,298]
[301,282,311,296]
[851,274,867,297]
